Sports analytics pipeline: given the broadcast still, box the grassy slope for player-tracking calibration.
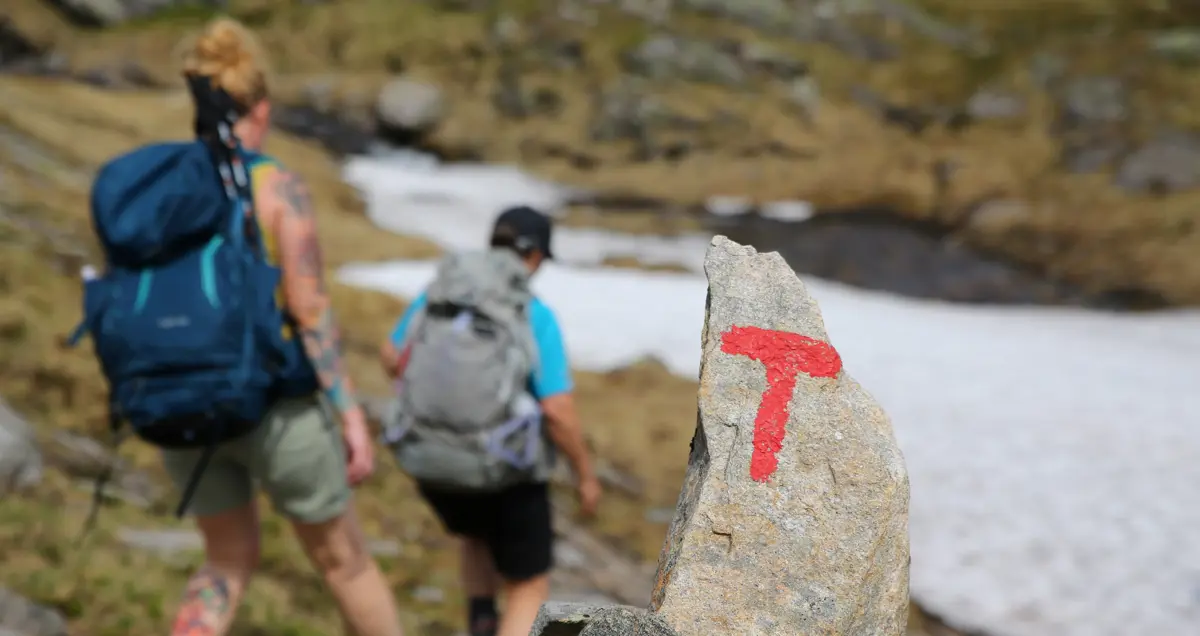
[0,75,442,635]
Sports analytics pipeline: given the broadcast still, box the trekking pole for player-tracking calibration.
[63,412,127,610]
[76,465,113,546]
[75,410,124,546]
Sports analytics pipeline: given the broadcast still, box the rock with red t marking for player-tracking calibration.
[649,235,910,635]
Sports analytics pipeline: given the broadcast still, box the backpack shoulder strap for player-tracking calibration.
[401,301,429,345]
[244,151,285,176]
[241,152,285,259]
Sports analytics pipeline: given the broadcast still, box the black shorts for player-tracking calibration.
[418,481,553,581]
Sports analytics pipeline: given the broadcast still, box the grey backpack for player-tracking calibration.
[385,248,552,492]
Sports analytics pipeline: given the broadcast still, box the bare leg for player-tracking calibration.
[496,574,550,636]
[460,537,501,635]
[460,536,501,597]
[292,506,405,636]
[169,504,260,636]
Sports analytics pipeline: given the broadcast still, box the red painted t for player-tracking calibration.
[720,325,843,482]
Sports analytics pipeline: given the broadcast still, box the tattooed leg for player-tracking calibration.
[170,566,234,636]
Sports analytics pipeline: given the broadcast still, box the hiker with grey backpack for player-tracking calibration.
[380,206,601,636]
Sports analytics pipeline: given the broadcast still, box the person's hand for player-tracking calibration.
[341,406,375,486]
[577,474,602,518]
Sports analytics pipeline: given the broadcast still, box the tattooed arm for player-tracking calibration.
[271,169,359,416]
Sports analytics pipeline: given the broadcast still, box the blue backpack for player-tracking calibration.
[69,133,316,485]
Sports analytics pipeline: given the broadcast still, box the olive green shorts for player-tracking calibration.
[161,396,350,523]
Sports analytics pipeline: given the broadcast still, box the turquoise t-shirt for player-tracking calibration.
[390,293,574,399]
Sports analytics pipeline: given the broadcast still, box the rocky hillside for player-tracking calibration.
[5,0,1200,305]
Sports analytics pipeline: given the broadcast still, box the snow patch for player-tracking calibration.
[344,154,710,272]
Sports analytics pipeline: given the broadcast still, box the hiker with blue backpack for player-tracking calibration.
[69,19,406,636]
[380,205,602,636]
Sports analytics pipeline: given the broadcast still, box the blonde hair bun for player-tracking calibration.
[181,17,270,110]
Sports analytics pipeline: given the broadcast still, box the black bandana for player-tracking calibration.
[185,73,241,138]
[184,73,259,248]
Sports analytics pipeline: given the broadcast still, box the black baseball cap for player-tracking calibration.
[491,205,555,259]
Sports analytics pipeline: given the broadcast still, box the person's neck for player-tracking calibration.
[233,121,261,151]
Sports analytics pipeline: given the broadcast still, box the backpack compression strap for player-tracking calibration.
[166,75,261,519]
[185,73,261,252]
[186,73,261,390]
